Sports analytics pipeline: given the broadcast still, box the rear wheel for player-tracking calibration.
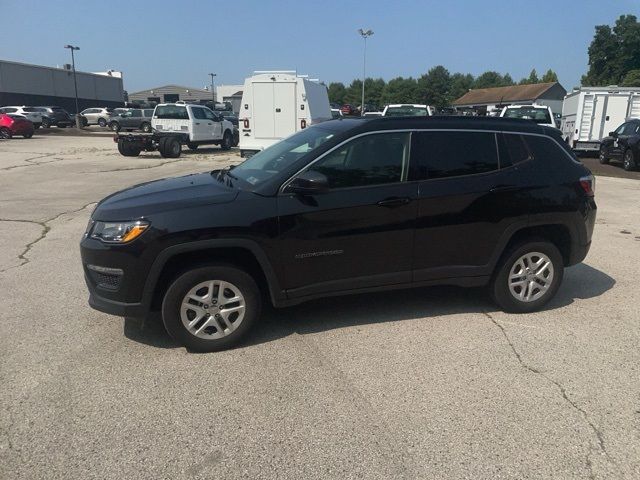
[164,137,182,158]
[220,131,232,150]
[161,265,261,352]
[187,143,199,151]
[98,118,107,128]
[23,132,33,139]
[623,149,637,171]
[491,240,564,313]
[0,127,12,139]
[117,139,141,157]
[598,145,609,164]
[42,118,51,128]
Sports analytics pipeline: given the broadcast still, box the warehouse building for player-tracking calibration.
[128,84,244,113]
[0,59,124,113]
[453,82,567,115]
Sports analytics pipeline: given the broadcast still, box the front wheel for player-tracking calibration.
[141,122,152,133]
[187,143,199,151]
[161,265,261,352]
[42,118,50,128]
[110,122,120,132]
[491,240,564,313]
[623,149,637,171]
[98,118,107,128]
[598,145,609,164]
[220,131,232,150]
[23,132,33,139]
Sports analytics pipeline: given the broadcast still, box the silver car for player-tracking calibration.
[79,107,114,127]
[0,106,44,127]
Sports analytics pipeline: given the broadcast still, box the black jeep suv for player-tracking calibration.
[599,118,640,171]
[81,116,596,352]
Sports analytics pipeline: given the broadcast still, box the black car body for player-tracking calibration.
[81,116,596,351]
[37,106,73,127]
[599,119,640,171]
[109,108,154,132]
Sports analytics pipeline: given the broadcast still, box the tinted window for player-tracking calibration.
[384,106,428,117]
[623,122,639,135]
[23,107,38,112]
[503,107,552,124]
[614,123,627,135]
[499,133,533,168]
[154,105,189,119]
[308,132,410,189]
[523,135,569,163]
[192,107,207,120]
[203,108,216,121]
[143,109,153,117]
[411,131,498,180]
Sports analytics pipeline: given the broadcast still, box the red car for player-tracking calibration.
[341,104,357,116]
[0,113,35,139]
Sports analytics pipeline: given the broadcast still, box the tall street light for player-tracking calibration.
[358,29,373,116]
[64,44,81,128]
[209,73,217,107]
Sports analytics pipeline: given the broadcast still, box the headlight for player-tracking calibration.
[90,220,149,243]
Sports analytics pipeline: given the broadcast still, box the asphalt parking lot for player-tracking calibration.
[1,132,639,480]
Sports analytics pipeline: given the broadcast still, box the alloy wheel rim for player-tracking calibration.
[508,252,554,303]
[180,280,245,339]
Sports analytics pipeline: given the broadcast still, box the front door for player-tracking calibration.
[204,108,222,138]
[190,107,210,141]
[277,131,417,298]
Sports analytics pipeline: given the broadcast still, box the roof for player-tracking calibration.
[129,85,211,95]
[453,82,561,106]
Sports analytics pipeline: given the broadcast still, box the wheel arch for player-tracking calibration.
[143,240,285,312]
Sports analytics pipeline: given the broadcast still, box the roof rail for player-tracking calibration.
[253,70,296,74]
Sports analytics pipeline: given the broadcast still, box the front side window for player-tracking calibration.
[191,107,207,120]
[411,131,499,180]
[614,123,627,135]
[306,132,410,189]
[203,108,217,121]
[623,122,639,135]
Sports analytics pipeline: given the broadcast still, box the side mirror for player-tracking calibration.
[287,171,329,195]
[609,131,618,138]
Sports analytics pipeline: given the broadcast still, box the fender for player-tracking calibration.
[140,239,286,310]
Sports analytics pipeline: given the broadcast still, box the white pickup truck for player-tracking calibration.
[115,102,235,158]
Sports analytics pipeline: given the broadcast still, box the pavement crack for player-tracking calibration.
[0,201,96,273]
[483,311,613,473]
[90,158,183,173]
[0,153,62,171]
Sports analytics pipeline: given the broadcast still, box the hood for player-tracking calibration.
[93,172,238,220]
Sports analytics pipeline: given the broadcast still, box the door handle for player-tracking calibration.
[195,122,200,125]
[377,197,411,207]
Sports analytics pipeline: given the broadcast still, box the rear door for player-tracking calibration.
[274,82,296,138]
[410,130,528,281]
[253,82,275,139]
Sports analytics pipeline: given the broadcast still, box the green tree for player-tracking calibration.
[343,79,363,105]
[363,78,386,108]
[418,65,451,108]
[380,77,418,104]
[622,69,640,86]
[583,15,640,85]
[502,73,515,86]
[541,69,559,83]
[327,82,346,104]
[474,71,507,89]
[449,73,475,101]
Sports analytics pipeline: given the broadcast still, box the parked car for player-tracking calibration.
[79,107,114,127]
[599,118,640,171]
[0,106,44,128]
[330,102,342,110]
[340,104,357,116]
[0,113,35,138]
[382,104,435,117]
[109,109,154,132]
[500,104,557,129]
[214,110,239,127]
[34,106,73,128]
[81,116,597,352]
[363,111,383,117]
[331,108,343,119]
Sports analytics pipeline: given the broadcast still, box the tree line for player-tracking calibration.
[328,67,559,109]
[328,14,640,109]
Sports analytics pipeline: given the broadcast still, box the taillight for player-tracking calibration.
[243,118,249,129]
[300,119,307,129]
[579,175,595,197]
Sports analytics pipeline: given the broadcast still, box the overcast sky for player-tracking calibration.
[2,0,638,92]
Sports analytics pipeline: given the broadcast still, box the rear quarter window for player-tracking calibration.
[524,134,577,165]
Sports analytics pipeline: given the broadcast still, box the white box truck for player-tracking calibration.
[561,86,640,151]
[238,71,331,157]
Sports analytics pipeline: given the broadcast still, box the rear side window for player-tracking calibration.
[499,134,533,168]
[154,105,189,119]
[23,107,38,112]
[143,109,153,117]
[523,135,571,164]
[411,131,499,180]
[130,109,142,117]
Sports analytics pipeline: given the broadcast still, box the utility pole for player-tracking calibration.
[64,44,81,128]
[209,73,217,108]
[357,29,373,116]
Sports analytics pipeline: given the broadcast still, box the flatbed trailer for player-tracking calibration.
[113,129,239,158]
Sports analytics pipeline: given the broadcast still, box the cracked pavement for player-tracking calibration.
[1,134,639,479]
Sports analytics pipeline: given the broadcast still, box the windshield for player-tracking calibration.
[385,106,428,117]
[503,107,552,124]
[155,105,189,119]
[230,126,336,187]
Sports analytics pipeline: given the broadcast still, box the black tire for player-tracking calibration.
[220,131,232,150]
[42,118,50,128]
[117,139,141,157]
[623,149,637,171]
[163,137,182,158]
[80,116,88,127]
[233,130,239,147]
[158,137,169,158]
[0,127,12,139]
[141,122,152,133]
[23,132,33,139]
[187,143,199,151]
[110,121,120,132]
[98,118,107,128]
[161,265,261,352]
[491,239,564,313]
[598,145,609,164]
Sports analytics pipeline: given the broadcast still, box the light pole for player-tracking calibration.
[64,44,81,128]
[209,73,217,108]
[357,29,373,116]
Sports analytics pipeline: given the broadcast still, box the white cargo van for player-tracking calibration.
[238,71,331,157]
[561,87,640,151]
